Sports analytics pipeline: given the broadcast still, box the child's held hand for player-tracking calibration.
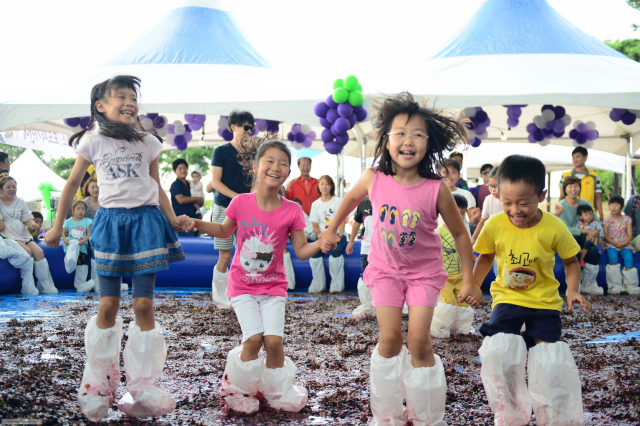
[27,220,40,232]
[45,229,62,249]
[458,285,482,309]
[468,207,481,223]
[319,238,333,254]
[346,241,354,255]
[566,290,590,313]
[174,215,194,232]
[318,230,338,249]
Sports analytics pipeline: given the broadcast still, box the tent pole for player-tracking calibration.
[336,150,344,198]
[626,135,632,200]
[547,172,551,212]
[361,135,366,173]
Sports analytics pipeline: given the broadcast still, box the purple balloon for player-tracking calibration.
[470,137,482,148]
[302,139,313,148]
[552,130,564,138]
[189,122,202,131]
[295,132,306,143]
[326,95,339,109]
[569,129,578,139]
[507,117,519,128]
[528,134,537,143]
[334,117,350,134]
[174,135,186,146]
[184,114,195,123]
[526,123,537,133]
[314,101,329,118]
[64,117,80,127]
[177,142,188,151]
[586,129,598,140]
[553,119,565,133]
[138,114,146,121]
[167,124,175,134]
[324,141,342,154]
[194,114,207,124]
[255,119,268,131]
[622,111,637,125]
[542,128,553,136]
[576,123,588,133]
[475,110,488,124]
[326,108,339,124]
[321,128,334,143]
[217,128,224,137]
[336,134,349,145]
[287,132,295,142]
[222,129,233,141]
[544,120,555,131]
[307,130,316,141]
[484,117,491,127]
[184,124,191,133]
[183,131,193,143]
[153,116,166,128]
[475,123,487,135]
[610,108,626,121]
[146,113,158,120]
[267,123,280,133]
[319,117,332,128]
[469,117,479,129]
[507,106,522,119]
[356,108,368,122]
[347,113,357,128]
[553,106,566,119]
[594,130,599,139]
[533,129,545,142]
[541,105,554,112]
[337,103,354,118]
[291,124,302,135]
[353,105,364,113]
[576,133,588,144]
[79,117,90,129]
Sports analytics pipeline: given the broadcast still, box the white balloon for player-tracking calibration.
[586,121,596,131]
[476,131,488,140]
[583,139,595,149]
[174,125,185,136]
[562,114,571,125]
[629,109,640,117]
[572,120,583,129]
[141,118,154,130]
[463,107,477,118]
[71,125,83,133]
[539,138,551,146]
[172,120,183,128]
[541,109,555,122]
[218,117,228,129]
[156,127,167,137]
[292,142,304,150]
[534,115,545,129]
[467,129,476,139]
[300,125,312,135]
[165,134,176,144]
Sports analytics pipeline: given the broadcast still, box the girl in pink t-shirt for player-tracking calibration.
[319,92,476,425]
[186,137,324,414]
[45,76,191,421]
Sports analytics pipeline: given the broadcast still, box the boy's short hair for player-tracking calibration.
[609,195,625,207]
[453,194,468,210]
[228,110,255,131]
[439,159,461,173]
[291,198,302,206]
[576,204,593,216]
[449,151,463,160]
[572,147,588,157]
[488,166,499,178]
[497,155,546,196]
[480,163,493,173]
[562,176,581,195]
[32,212,44,220]
[172,159,188,171]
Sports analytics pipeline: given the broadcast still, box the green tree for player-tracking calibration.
[159,146,215,176]
[0,145,77,179]
[629,0,640,31]
[604,38,640,61]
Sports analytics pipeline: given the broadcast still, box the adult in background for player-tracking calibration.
[449,151,468,190]
[0,152,10,171]
[555,176,603,295]
[559,147,604,220]
[170,159,203,237]
[624,193,640,252]
[207,110,254,308]
[285,157,319,216]
[470,163,493,212]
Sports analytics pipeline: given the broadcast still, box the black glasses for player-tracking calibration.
[243,124,255,132]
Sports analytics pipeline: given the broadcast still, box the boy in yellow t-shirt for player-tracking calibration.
[464,155,590,426]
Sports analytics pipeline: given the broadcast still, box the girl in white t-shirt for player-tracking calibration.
[471,166,502,245]
[309,175,345,293]
[44,75,191,422]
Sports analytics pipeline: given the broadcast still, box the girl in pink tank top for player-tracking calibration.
[320,92,477,425]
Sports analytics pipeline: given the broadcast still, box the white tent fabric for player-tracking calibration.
[10,149,67,202]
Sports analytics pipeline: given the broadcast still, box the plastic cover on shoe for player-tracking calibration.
[451,306,476,335]
[580,264,603,295]
[78,316,123,422]
[528,341,584,426]
[212,268,232,309]
[34,259,58,294]
[91,259,100,292]
[1,240,38,295]
[622,268,640,294]
[65,240,80,273]
[219,346,264,414]
[403,353,447,426]
[352,278,376,319]
[308,257,326,294]
[118,321,176,418]
[370,345,410,426]
[605,264,624,295]
[328,255,345,293]
[430,303,458,338]
[260,356,308,412]
[478,333,532,426]
[74,265,95,292]
[284,252,296,290]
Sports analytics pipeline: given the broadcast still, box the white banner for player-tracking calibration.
[0,130,74,155]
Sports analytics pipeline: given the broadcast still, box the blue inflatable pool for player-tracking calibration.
[0,237,619,295]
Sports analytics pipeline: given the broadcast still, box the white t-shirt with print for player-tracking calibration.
[482,194,503,219]
[75,133,163,209]
[309,196,343,232]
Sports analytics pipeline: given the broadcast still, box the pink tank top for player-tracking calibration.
[367,172,444,279]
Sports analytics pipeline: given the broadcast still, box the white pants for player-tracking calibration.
[231,294,286,343]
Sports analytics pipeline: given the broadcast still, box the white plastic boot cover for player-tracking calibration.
[478,333,531,426]
[328,255,345,293]
[622,268,640,295]
[451,306,476,335]
[212,268,232,309]
[528,341,584,426]
[91,259,99,292]
[121,281,129,291]
[284,252,296,290]
[219,346,264,414]
[34,258,58,294]
[403,353,447,426]
[579,264,603,295]
[402,303,409,315]
[308,257,326,293]
[0,240,38,295]
[78,316,123,422]
[260,356,308,412]
[118,321,176,418]
[370,345,410,426]
[605,264,624,295]
[64,240,80,273]
[352,277,376,319]
[430,303,458,339]
[74,265,95,292]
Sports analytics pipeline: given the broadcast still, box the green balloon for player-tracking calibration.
[356,83,363,92]
[38,182,56,220]
[333,87,349,104]
[333,79,344,90]
[348,90,364,107]
[344,75,359,91]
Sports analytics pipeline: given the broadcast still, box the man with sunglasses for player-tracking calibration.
[207,110,255,309]
[470,163,494,211]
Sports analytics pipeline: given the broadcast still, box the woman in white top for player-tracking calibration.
[308,175,346,293]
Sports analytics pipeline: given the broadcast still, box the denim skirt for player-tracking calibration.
[90,206,185,277]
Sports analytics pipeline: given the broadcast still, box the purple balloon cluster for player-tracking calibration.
[314,95,368,155]
[166,120,192,151]
[63,116,95,133]
[462,107,490,148]
[610,108,640,125]
[217,116,233,141]
[287,125,316,150]
[503,105,527,128]
[184,114,206,131]
[255,119,281,135]
[569,121,598,147]
[525,105,571,147]
[139,113,168,137]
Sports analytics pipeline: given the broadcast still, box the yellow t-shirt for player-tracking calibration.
[473,210,580,311]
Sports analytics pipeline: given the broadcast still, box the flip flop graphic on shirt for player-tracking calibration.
[389,207,398,225]
[410,211,420,229]
[380,205,389,223]
[399,232,408,247]
[402,209,411,227]
[386,230,395,246]
[408,231,416,246]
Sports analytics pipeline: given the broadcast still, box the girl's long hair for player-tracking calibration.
[237,133,291,190]
[68,75,162,147]
[370,92,469,179]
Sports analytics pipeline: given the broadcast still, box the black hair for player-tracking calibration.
[191,170,201,176]
[317,175,336,197]
[238,134,291,188]
[577,204,593,216]
[297,157,312,166]
[370,92,468,180]
[71,200,87,211]
[497,155,546,196]
[32,212,44,220]
[0,173,15,190]
[572,147,588,157]
[439,158,461,173]
[291,198,302,206]
[609,195,625,207]
[488,166,499,178]
[172,159,188,171]
[0,168,9,175]
[449,151,463,160]
[481,163,493,173]
[69,75,160,147]
[453,194,468,210]
[0,152,8,163]
[228,111,255,132]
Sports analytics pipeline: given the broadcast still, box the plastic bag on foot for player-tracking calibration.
[328,255,345,293]
[605,264,624,295]
[451,306,476,335]
[308,257,326,293]
[580,264,603,295]
[622,267,640,295]
[219,345,264,414]
[260,356,308,412]
[352,277,375,319]
[430,303,458,338]
[403,353,447,426]
[370,345,410,426]
[212,268,232,309]
[64,240,80,273]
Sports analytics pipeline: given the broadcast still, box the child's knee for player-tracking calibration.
[98,297,120,317]
[263,335,283,355]
[132,297,154,316]
[244,333,264,351]
[378,330,403,357]
[30,245,44,261]
[20,244,32,257]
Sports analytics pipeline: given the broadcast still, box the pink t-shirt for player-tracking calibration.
[75,133,163,209]
[226,193,307,298]
[366,171,448,282]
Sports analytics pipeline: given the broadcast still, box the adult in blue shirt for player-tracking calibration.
[206,110,254,309]
[170,159,203,237]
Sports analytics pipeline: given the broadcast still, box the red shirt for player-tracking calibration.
[285,176,319,216]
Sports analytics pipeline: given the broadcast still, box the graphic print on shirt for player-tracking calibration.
[323,207,335,228]
[380,204,421,252]
[238,218,278,283]
[97,147,142,179]
[69,225,86,240]
[504,249,539,289]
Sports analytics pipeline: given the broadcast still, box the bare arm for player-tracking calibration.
[62,227,69,245]
[603,222,616,245]
[0,219,4,233]
[175,194,204,205]
[472,253,496,306]
[625,220,634,246]
[553,204,564,217]
[206,181,214,194]
[291,229,321,260]
[563,256,590,312]
[79,225,91,246]
[210,166,239,199]
[595,192,604,222]
[347,221,361,255]
[190,216,237,239]
[337,220,346,238]
[312,223,321,237]
[470,217,486,245]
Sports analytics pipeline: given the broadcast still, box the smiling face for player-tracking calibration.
[385,114,428,173]
[298,158,311,179]
[564,182,581,200]
[440,166,459,191]
[72,203,86,220]
[95,86,139,126]
[318,178,333,197]
[499,180,546,229]
[572,153,587,169]
[175,164,189,180]
[88,182,99,198]
[0,179,17,199]
[488,177,499,198]
[609,202,623,215]
[254,147,290,189]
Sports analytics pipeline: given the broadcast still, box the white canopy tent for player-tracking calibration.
[9,149,67,202]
